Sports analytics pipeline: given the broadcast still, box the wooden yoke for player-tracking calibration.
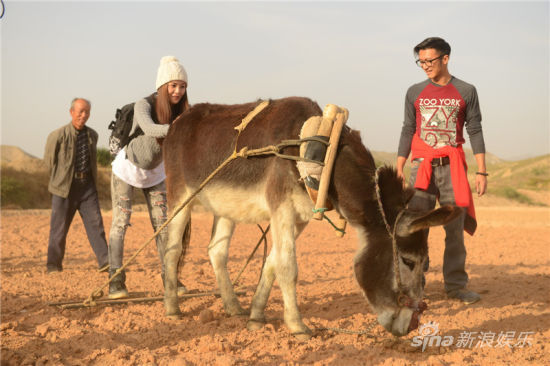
[317,104,338,137]
[313,104,348,234]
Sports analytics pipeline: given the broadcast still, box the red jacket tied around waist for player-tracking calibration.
[411,134,477,235]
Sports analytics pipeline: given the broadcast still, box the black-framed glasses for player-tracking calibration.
[415,54,445,67]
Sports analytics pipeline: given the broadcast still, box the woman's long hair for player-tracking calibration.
[154,83,190,125]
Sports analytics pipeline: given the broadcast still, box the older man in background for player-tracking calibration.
[44,98,109,273]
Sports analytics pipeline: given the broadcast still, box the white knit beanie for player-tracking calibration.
[155,56,188,90]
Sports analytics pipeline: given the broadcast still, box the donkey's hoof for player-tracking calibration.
[292,330,313,341]
[165,309,183,320]
[246,318,265,331]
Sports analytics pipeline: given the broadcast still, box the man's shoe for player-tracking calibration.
[447,289,481,305]
[109,287,129,299]
[47,266,62,274]
[108,270,129,299]
[98,263,109,273]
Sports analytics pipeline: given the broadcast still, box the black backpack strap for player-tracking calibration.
[144,93,158,124]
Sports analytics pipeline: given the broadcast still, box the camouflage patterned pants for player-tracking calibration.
[108,173,168,272]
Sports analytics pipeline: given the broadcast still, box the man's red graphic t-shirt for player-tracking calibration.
[397,76,485,235]
[398,76,484,157]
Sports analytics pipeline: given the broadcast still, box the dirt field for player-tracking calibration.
[1,197,549,365]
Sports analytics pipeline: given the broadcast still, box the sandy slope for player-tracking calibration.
[1,145,46,173]
[1,201,549,365]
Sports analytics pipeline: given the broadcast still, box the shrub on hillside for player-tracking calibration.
[1,167,50,209]
[1,147,115,209]
[97,147,113,167]
[492,186,544,206]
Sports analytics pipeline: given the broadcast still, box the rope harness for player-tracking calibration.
[78,141,324,306]
[51,100,377,337]
[311,207,346,235]
[68,100,325,307]
[374,168,427,322]
[374,168,409,306]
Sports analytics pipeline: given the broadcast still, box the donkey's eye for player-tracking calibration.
[401,257,415,270]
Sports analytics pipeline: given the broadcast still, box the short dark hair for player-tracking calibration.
[414,37,451,57]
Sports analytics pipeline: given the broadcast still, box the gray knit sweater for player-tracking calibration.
[125,97,170,170]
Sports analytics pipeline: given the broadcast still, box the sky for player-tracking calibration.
[1,1,549,161]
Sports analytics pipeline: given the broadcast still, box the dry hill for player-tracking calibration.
[1,145,46,172]
[1,145,548,208]
[1,145,111,209]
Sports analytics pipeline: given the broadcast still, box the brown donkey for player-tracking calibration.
[162,97,461,339]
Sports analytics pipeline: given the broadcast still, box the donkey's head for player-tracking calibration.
[353,166,462,337]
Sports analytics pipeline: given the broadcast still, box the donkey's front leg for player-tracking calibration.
[208,216,247,316]
[163,206,191,319]
[270,210,311,339]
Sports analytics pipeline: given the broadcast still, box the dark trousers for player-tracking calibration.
[47,179,109,270]
[408,162,468,293]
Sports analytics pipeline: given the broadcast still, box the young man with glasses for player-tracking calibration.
[396,37,488,304]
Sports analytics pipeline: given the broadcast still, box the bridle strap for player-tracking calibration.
[374,168,408,303]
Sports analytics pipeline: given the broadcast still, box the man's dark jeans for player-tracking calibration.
[47,178,109,270]
[408,162,468,293]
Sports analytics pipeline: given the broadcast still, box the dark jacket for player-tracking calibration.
[44,123,98,198]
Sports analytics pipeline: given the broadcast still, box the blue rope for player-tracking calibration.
[312,208,328,214]
[312,208,346,235]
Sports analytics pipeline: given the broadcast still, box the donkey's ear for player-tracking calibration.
[404,187,416,205]
[407,206,463,234]
[376,166,406,226]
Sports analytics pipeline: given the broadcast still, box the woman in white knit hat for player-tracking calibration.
[108,56,190,299]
